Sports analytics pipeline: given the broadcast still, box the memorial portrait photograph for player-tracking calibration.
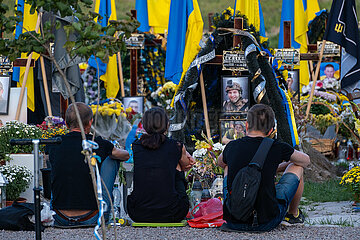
[287,69,300,101]
[220,119,246,145]
[0,76,10,115]
[221,76,249,113]
[123,96,144,114]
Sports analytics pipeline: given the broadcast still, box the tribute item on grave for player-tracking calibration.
[274,48,300,66]
[125,33,145,49]
[222,51,247,71]
[317,41,341,57]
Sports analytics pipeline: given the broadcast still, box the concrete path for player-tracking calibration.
[304,201,360,227]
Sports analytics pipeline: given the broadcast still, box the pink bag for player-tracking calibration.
[190,198,223,219]
[188,211,225,228]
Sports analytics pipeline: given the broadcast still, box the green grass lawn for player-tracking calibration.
[303,179,354,202]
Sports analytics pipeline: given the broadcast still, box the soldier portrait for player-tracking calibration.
[222,76,249,112]
[0,76,10,115]
[123,96,144,114]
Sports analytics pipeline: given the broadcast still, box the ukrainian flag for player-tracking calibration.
[88,0,119,99]
[278,0,319,86]
[235,0,267,42]
[164,0,203,86]
[135,0,171,34]
[13,0,39,112]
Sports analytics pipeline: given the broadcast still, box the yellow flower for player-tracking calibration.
[126,107,133,113]
[107,109,115,116]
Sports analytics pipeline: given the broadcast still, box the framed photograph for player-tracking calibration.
[319,62,340,81]
[0,75,10,115]
[219,115,247,144]
[287,69,300,101]
[123,96,144,114]
[221,76,249,113]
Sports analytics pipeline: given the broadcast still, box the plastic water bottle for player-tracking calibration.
[112,184,121,221]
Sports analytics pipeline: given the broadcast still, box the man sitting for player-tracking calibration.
[218,104,310,232]
[48,102,129,227]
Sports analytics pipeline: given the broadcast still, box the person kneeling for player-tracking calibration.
[127,107,195,223]
[48,102,129,227]
[218,104,310,232]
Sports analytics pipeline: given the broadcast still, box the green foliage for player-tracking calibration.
[0,164,32,201]
[0,121,43,161]
[303,179,353,202]
[1,0,139,66]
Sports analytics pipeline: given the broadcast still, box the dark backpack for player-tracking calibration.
[225,137,274,224]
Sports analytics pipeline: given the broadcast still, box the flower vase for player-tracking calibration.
[5,197,27,207]
[8,154,36,203]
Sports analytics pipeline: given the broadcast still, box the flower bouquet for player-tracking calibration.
[150,81,176,115]
[37,116,69,139]
[340,166,360,203]
[190,133,225,186]
[0,121,43,161]
[90,100,133,144]
[0,165,32,201]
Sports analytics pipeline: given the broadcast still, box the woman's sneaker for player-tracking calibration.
[282,209,305,226]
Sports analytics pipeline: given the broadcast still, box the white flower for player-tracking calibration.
[213,142,225,151]
[192,148,207,158]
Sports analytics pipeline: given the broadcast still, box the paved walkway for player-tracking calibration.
[0,201,359,239]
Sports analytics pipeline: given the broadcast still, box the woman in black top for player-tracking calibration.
[127,107,194,223]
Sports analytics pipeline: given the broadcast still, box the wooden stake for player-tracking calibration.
[15,13,42,120]
[305,39,327,119]
[199,71,211,140]
[39,56,52,116]
[117,52,125,97]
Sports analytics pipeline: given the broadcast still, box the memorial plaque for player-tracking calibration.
[0,56,12,71]
[222,51,247,71]
[317,41,340,57]
[125,33,145,49]
[274,48,300,66]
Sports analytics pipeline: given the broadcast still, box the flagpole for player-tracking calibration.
[117,52,125,97]
[15,13,41,120]
[305,39,326,119]
[199,71,211,140]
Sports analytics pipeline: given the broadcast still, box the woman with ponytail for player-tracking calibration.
[127,107,195,223]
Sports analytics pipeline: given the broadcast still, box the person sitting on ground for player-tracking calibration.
[127,107,195,223]
[48,102,129,227]
[218,104,310,232]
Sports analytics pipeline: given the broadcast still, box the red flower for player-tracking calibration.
[316,81,323,88]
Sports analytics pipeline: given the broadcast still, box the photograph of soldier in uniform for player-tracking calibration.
[287,70,300,101]
[123,96,144,114]
[221,120,246,144]
[222,76,249,112]
[0,76,10,115]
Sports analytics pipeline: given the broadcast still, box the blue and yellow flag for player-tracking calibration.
[135,0,171,34]
[13,0,39,112]
[235,0,267,42]
[88,0,119,99]
[164,0,203,86]
[278,0,319,87]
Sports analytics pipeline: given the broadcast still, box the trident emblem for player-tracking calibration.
[335,23,343,33]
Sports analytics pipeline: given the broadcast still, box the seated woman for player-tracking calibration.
[127,107,194,223]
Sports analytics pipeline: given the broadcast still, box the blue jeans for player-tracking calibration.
[53,157,120,227]
[223,172,300,232]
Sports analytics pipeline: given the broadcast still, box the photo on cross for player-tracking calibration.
[221,76,249,113]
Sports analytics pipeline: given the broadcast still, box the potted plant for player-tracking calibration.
[0,164,32,204]
[340,165,360,206]
[0,120,43,161]
[0,120,42,201]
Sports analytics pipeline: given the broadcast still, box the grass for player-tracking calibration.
[303,179,353,202]
[307,217,357,227]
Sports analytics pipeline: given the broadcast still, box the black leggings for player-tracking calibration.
[127,171,189,223]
